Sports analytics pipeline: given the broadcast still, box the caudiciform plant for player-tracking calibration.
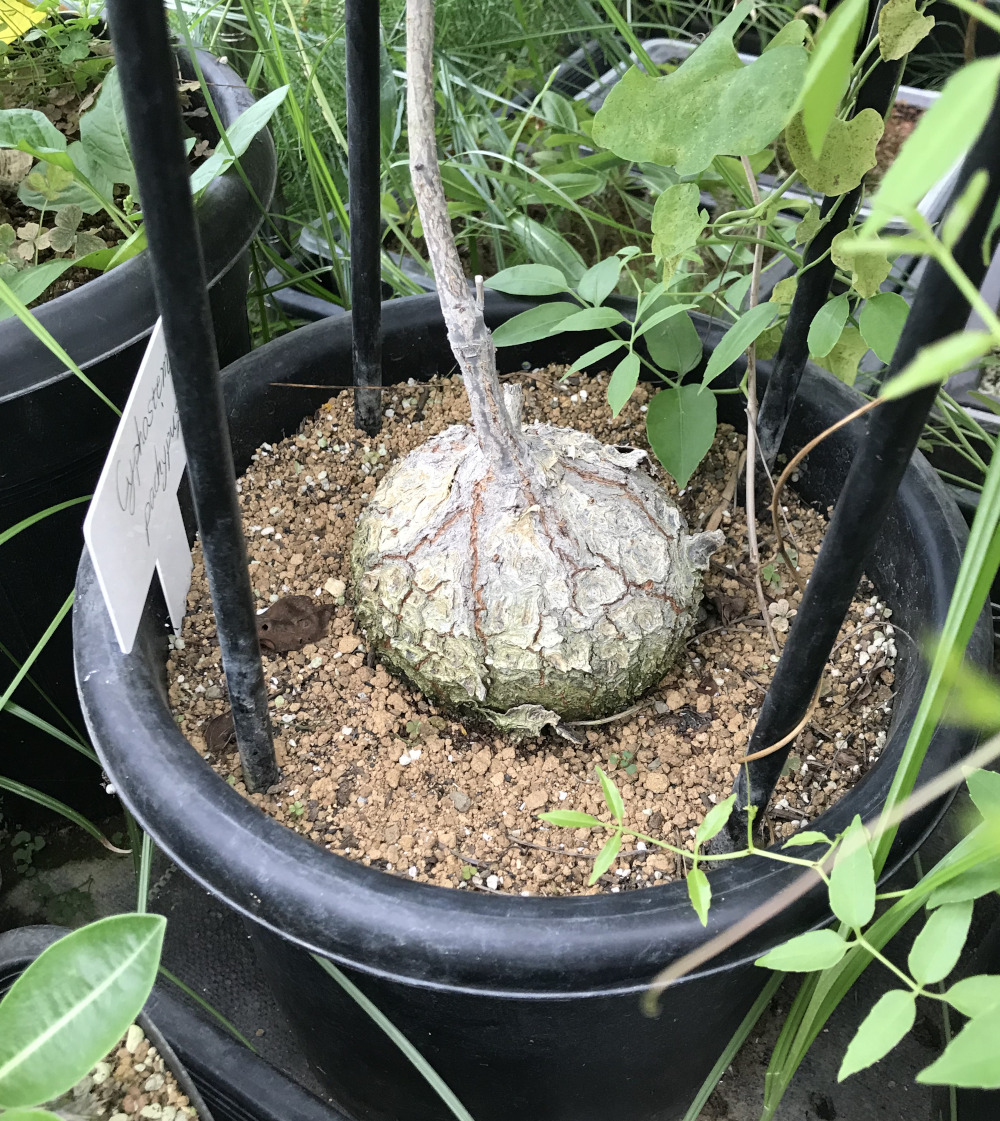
[350,0,724,737]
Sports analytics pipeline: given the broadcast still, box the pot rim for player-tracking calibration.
[0,48,277,405]
[73,293,990,996]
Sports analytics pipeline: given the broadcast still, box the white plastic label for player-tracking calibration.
[83,319,192,654]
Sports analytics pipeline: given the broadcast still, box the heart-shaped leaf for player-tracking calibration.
[651,182,707,273]
[785,110,883,196]
[879,0,936,61]
[592,0,807,175]
[831,229,891,298]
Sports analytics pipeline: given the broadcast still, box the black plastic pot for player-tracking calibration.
[74,294,991,1121]
[0,924,350,1121]
[0,50,276,822]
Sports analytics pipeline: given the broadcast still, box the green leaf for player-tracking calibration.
[878,0,936,61]
[540,90,578,132]
[917,1003,1000,1087]
[596,766,624,824]
[651,183,708,273]
[577,257,624,306]
[808,294,850,358]
[607,352,640,417]
[508,215,586,284]
[0,259,78,315]
[78,69,136,192]
[795,203,822,246]
[2,1111,64,1121]
[859,292,908,363]
[695,794,737,847]
[943,975,1000,1018]
[770,276,798,305]
[592,0,807,175]
[782,830,834,848]
[485,264,569,296]
[838,990,916,1080]
[0,109,67,153]
[907,900,973,985]
[558,306,626,333]
[589,831,623,884]
[941,170,989,251]
[967,769,1000,822]
[880,331,994,400]
[864,58,1000,232]
[785,110,883,196]
[813,325,868,385]
[634,302,700,339]
[537,810,605,829]
[526,171,605,205]
[492,303,576,346]
[563,340,625,377]
[797,0,866,157]
[645,309,703,375]
[755,929,850,972]
[939,649,1000,733]
[0,914,165,1109]
[188,85,289,196]
[646,384,717,489]
[766,20,809,51]
[703,303,779,385]
[927,859,1000,908]
[831,229,891,299]
[688,865,712,926]
[829,816,875,929]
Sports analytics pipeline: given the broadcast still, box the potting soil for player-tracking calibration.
[49,1024,199,1121]
[167,367,898,896]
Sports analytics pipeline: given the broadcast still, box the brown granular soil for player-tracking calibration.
[50,1023,199,1121]
[871,101,923,188]
[168,368,898,897]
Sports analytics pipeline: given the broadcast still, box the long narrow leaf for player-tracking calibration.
[313,956,476,1121]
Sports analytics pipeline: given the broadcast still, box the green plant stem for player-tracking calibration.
[0,777,128,853]
[0,593,74,713]
[0,279,119,413]
[313,956,477,1121]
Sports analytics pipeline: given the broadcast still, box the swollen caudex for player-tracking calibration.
[350,0,723,736]
[351,387,723,735]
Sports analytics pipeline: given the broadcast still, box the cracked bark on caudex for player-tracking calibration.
[350,0,723,737]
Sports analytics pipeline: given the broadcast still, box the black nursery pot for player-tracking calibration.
[0,50,276,821]
[74,294,991,1121]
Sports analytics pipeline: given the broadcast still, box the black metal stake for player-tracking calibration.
[346,0,383,436]
[715,87,1000,851]
[106,0,278,792]
[756,1,902,469]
